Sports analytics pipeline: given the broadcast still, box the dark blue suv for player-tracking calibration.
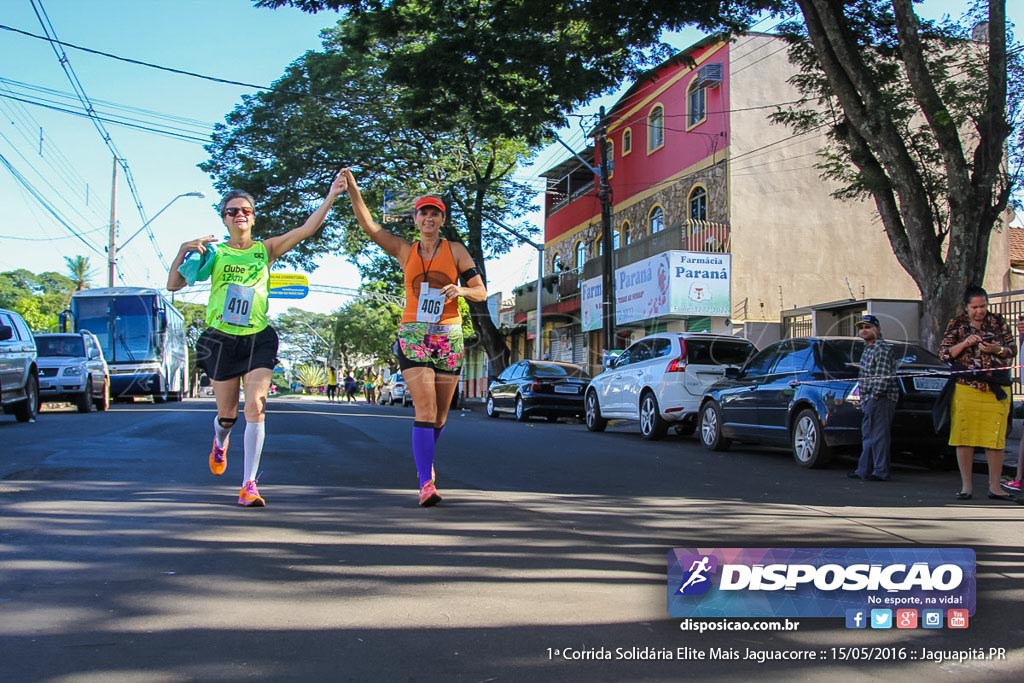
[698,337,952,468]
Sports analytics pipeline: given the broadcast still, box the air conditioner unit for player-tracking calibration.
[695,63,723,89]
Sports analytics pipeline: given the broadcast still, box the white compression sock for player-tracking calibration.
[243,421,266,485]
[213,415,232,448]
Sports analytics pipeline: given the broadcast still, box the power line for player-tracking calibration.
[0,151,104,256]
[0,23,271,91]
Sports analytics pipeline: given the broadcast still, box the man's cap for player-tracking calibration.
[414,196,446,213]
[855,314,881,329]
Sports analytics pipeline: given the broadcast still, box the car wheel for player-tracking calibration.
[76,378,95,413]
[791,408,832,468]
[486,395,500,418]
[584,390,607,432]
[514,396,529,422]
[700,401,731,451]
[639,392,669,440]
[96,376,110,412]
[13,373,40,422]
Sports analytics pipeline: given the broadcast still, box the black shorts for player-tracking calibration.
[196,326,279,381]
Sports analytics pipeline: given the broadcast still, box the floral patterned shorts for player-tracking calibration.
[396,322,464,374]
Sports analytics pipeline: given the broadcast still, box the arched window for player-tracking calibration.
[622,128,632,156]
[648,105,665,152]
[575,241,587,269]
[688,84,707,127]
[613,227,621,250]
[552,252,563,273]
[689,186,708,222]
[606,140,615,177]
[649,206,665,234]
[622,220,632,246]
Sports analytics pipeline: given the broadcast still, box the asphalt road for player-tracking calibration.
[0,396,1022,682]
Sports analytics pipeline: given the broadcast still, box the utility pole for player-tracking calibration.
[597,107,616,363]
[107,156,118,287]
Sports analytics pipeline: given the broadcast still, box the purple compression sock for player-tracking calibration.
[433,425,445,444]
[412,424,435,487]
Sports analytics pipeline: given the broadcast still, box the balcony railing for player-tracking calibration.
[583,220,730,280]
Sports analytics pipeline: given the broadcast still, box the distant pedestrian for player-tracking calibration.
[166,169,347,507]
[344,373,358,403]
[847,314,898,482]
[326,365,338,402]
[938,285,1016,502]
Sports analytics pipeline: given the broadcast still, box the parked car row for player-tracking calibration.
[1,306,112,423]
[485,331,956,471]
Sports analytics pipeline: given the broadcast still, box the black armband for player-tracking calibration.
[459,267,481,286]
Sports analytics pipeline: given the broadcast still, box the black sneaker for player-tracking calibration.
[847,472,865,480]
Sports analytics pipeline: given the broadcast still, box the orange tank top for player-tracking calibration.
[402,240,462,324]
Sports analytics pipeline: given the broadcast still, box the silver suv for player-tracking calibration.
[0,307,40,422]
[35,332,110,412]
[585,332,756,440]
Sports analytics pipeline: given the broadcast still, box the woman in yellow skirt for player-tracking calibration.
[938,285,1016,501]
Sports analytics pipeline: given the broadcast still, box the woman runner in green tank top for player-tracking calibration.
[167,170,347,508]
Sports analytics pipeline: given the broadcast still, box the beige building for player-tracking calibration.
[528,33,1010,367]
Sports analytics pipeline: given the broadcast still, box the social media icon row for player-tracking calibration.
[845,608,968,629]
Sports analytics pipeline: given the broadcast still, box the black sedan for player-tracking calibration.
[698,337,952,468]
[486,360,591,422]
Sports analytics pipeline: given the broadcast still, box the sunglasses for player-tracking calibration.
[223,207,254,217]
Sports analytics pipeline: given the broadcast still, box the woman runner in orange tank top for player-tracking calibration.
[338,168,487,507]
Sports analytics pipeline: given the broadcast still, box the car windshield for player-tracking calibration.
[532,363,590,379]
[818,339,948,374]
[685,338,755,366]
[37,336,85,357]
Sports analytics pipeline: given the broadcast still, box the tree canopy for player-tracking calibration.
[0,268,78,331]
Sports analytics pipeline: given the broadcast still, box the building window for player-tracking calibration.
[648,105,665,152]
[689,186,707,222]
[622,128,632,156]
[649,206,665,234]
[688,85,707,128]
[575,241,587,270]
[622,220,632,245]
[606,140,615,177]
[552,252,563,273]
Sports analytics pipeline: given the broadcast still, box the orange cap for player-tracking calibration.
[414,196,446,213]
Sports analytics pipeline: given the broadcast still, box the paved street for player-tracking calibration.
[1,396,1022,682]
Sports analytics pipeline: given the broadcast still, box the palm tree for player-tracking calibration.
[64,255,93,291]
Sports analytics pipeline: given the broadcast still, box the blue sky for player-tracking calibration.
[0,1,1018,315]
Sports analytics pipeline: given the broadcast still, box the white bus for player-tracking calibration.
[67,287,188,402]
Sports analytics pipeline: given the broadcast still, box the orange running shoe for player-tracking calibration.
[418,481,441,507]
[209,436,229,476]
[237,480,266,507]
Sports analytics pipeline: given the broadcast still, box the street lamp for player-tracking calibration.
[108,191,205,286]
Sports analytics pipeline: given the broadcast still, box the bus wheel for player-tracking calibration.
[152,378,168,403]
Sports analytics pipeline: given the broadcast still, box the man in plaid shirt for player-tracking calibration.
[848,314,899,481]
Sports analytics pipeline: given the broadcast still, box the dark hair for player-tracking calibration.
[218,189,256,216]
[963,284,988,306]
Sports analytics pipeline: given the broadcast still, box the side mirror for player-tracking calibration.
[157,311,168,333]
[724,367,741,380]
[0,325,12,342]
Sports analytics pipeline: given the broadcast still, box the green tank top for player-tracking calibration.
[206,241,270,335]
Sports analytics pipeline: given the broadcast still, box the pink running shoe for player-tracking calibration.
[1000,478,1022,493]
[237,480,266,507]
[418,481,442,507]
